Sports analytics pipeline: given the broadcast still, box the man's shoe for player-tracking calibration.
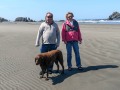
[48,70,53,74]
[68,67,72,71]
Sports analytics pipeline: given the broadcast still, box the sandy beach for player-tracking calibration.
[0,22,120,90]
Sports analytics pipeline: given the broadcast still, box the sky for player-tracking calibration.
[0,0,120,21]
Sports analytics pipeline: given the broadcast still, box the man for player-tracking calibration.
[35,12,60,74]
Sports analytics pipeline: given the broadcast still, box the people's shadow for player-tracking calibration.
[51,64,118,85]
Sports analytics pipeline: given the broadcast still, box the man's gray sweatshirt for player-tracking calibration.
[35,22,60,46]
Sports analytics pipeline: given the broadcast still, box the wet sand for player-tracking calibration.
[0,22,120,90]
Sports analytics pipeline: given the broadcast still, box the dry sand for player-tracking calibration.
[0,22,120,90]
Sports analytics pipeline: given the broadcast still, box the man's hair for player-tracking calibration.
[45,12,53,17]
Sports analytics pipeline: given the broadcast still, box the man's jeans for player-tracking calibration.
[40,44,57,70]
[66,41,81,68]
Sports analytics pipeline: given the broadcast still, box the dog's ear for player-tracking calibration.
[35,56,40,65]
[35,56,38,62]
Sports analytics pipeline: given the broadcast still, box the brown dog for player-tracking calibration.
[35,50,64,80]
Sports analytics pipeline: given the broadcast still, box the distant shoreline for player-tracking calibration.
[1,20,120,25]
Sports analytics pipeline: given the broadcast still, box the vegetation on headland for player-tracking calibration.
[15,17,35,22]
[0,11,120,22]
[0,17,8,22]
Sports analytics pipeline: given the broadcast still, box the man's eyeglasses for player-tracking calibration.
[47,16,53,18]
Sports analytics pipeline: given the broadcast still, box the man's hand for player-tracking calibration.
[56,44,59,47]
[35,44,39,47]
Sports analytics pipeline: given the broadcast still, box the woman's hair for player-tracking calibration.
[65,12,74,20]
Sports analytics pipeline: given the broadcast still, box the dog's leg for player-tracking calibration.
[45,68,49,81]
[58,52,64,74]
[59,60,64,74]
[40,72,44,79]
[61,65,64,74]
[40,67,44,79]
[41,72,44,78]
[55,61,59,73]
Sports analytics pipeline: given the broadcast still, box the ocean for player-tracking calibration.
[78,20,120,24]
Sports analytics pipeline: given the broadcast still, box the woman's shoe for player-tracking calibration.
[78,67,83,70]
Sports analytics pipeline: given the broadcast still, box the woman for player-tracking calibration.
[61,12,83,71]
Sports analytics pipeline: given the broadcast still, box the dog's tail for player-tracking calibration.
[57,50,64,64]
[57,50,64,73]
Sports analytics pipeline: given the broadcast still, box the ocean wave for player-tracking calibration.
[78,20,120,24]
